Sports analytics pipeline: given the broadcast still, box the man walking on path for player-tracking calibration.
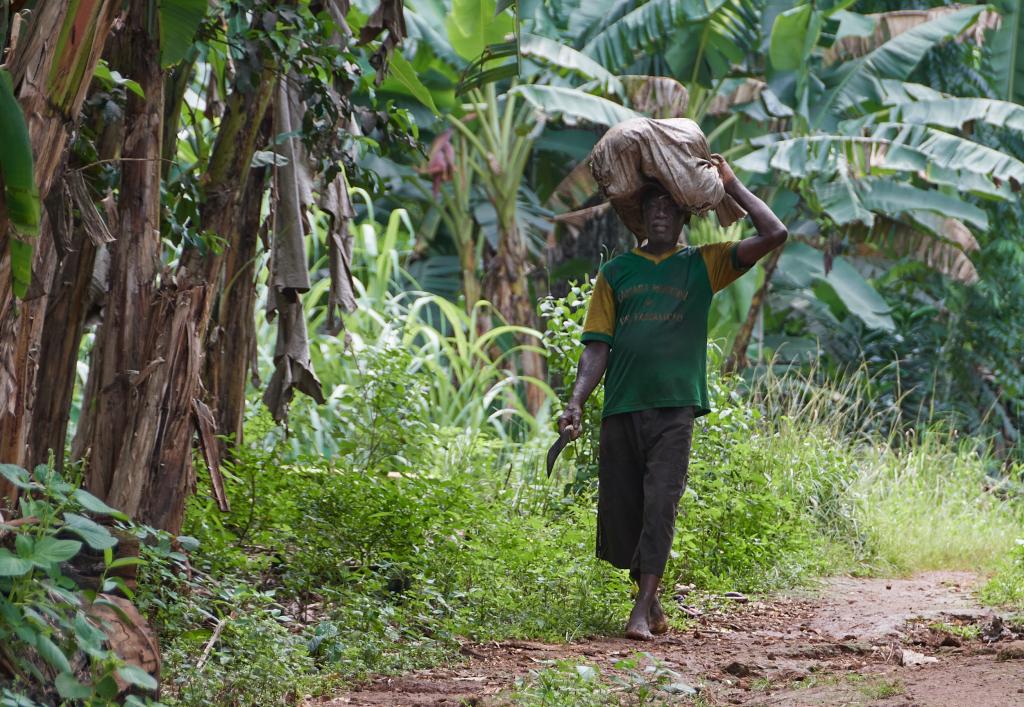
[558,158,788,641]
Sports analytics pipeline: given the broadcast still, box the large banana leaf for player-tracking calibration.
[0,69,40,299]
[519,33,623,95]
[567,0,635,48]
[769,3,822,71]
[810,172,989,232]
[406,9,466,69]
[664,0,759,86]
[160,0,209,66]
[779,242,895,331]
[884,97,1024,132]
[446,0,515,61]
[384,50,440,114]
[819,5,985,118]
[817,172,874,227]
[735,135,884,177]
[581,0,729,71]
[508,84,639,126]
[880,123,1024,187]
[989,0,1024,103]
[857,179,988,231]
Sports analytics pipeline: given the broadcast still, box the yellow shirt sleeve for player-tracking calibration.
[699,241,751,293]
[581,272,615,345]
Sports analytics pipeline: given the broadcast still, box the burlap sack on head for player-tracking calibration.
[588,117,746,240]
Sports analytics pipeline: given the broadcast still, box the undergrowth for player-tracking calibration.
[127,286,1023,704]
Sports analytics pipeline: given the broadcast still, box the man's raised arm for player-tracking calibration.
[715,158,788,266]
[558,342,610,440]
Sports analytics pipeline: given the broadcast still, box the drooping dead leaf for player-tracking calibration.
[706,79,765,117]
[621,75,689,119]
[357,0,406,84]
[852,215,979,284]
[192,398,229,512]
[824,7,1000,65]
[264,75,325,420]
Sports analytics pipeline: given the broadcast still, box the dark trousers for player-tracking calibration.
[596,407,695,578]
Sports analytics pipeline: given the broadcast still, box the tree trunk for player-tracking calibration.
[484,224,547,413]
[0,0,118,506]
[205,159,269,451]
[137,62,275,532]
[73,31,275,530]
[28,224,98,469]
[73,9,165,502]
[725,246,783,373]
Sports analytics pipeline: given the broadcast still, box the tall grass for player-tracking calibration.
[744,361,1023,576]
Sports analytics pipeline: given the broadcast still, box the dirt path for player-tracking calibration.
[319,572,1024,706]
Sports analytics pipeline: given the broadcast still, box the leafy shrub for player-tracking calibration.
[0,464,158,704]
[982,539,1024,608]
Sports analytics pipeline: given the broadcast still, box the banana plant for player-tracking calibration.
[0,69,40,299]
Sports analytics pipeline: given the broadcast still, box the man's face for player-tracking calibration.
[642,191,685,250]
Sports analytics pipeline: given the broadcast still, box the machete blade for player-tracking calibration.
[546,428,572,476]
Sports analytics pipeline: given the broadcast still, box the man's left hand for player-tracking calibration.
[713,155,736,185]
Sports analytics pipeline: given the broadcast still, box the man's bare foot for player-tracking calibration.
[649,596,668,635]
[624,605,655,641]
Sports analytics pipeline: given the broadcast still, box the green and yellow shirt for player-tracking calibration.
[581,242,749,418]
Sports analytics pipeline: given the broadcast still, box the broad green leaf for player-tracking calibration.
[0,66,38,300]
[568,0,635,46]
[0,463,33,489]
[56,673,93,700]
[31,537,82,566]
[405,9,466,70]
[887,97,1024,132]
[780,242,895,331]
[159,0,209,67]
[73,488,129,520]
[880,123,1024,187]
[384,50,439,114]
[36,634,73,673]
[0,549,33,576]
[520,34,623,95]
[735,135,884,177]
[856,179,988,231]
[822,5,985,116]
[446,0,515,61]
[508,85,639,127]
[989,0,1024,103]
[770,4,819,71]
[582,0,730,72]
[817,174,874,227]
[63,513,118,551]
[831,9,876,40]
[116,664,158,691]
[106,556,143,570]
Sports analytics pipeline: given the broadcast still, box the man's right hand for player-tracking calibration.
[558,402,583,440]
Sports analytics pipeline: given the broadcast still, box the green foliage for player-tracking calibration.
[0,67,40,299]
[446,0,515,61]
[0,464,158,705]
[983,538,1024,608]
[159,0,210,66]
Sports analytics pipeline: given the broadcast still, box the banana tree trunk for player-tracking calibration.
[73,40,275,530]
[484,223,547,412]
[0,0,118,505]
[205,157,269,451]
[725,246,783,373]
[73,7,165,502]
[28,222,99,469]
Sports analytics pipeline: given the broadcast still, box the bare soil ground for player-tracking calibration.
[319,572,1024,706]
